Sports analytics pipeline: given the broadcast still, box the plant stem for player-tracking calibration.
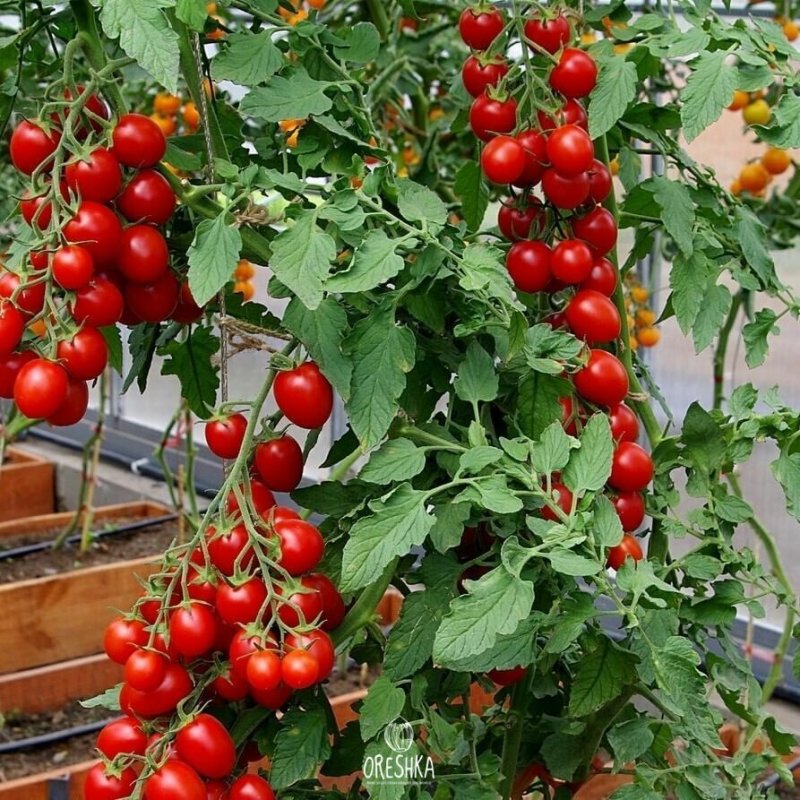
[332,559,398,646]
[364,0,391,40]
[500,670,532,799]
[712,291,743,411]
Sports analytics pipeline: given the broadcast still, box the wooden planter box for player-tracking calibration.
[0,446,55,522]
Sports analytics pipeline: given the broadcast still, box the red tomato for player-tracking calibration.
[20,191,52,230]
[13,358,69,419]
[205,781,228,800]
[537,99,588,132]
[505,241,552,293]
[574,350,628,407]
[0,271,46,316]
[565,289,621,344]
[121,663,193,718]
[284,629,335,679]
[144,761,207,800]
[498,200,544,241]
[524,14,570,53]
[246,649,283,692]
[304,573,347,630]
[459,6,505,49]
[254,434,304,492]
[277,577,325,628]
[274,363,333,428]
[56,327,108,381]
[52,245,94,290]
[560,395,581,436]
[228,775,276,800]
[65,148,122,203]
[462,55,509,98]
[469,94,517,141]
[513,129,548,187]
[250,681,293,711]
[611,491,646,531]
[226,478,276,517]
[29,249,49,271]
[112,113,167,168]
[551,239,593,284]
[206,413,248,459]
[216,578,268,626]
[10,120,59,175]
[103,616,148,664]
[84,763,137,800]
[542,482,573,521]
[547,125,594,177]
[117,169,177,225]
[542,168,590,209]
[607,534,643,570]
[124,648,167,691]
[274,518,325,575]
[609,403,639,443]
[172,282,205,324]
[118,225,169,283]
[281,649,319,689]
[96,716,147,759]
[175,714,236,779]
[213,663,250,700]
[125,270,180,323]
[572,206,618,256]
[207,523,255,576]
[47,378,89,426]
[488,665,527,686]
[588,159,612,203]
[169,603,218,659]
[550,48,598,99]
[609,442,654,492]
[481,135,526,184]
[0,350,35,398]
[580,257,617,296]
[71,277,125,327]
[229,627,276,678]
[0,301,24,355]
[185,564,219,605]
[63,201,123,270]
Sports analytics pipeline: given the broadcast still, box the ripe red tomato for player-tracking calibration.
[304,573,347,630]
[572,207,618,256]
[63,202,123,270]
[524,14,570,53]
[103,616,147,664]
[505,241,552,293]
[0,301,24,355]
[118,225,169,283]
[120,663,193,718]
[227,775,276,800]
[172,282,204,324]
[547,125,594,178]
[281,649,319,689]
[488,665,527,686]
[565,289,621,344]
[52,245,94,290]
[611,491,646,531]
[246,649,283,692]
[459,6,505,49]
[607,534,643,570]
[588,159,612,203]
[226,478,276,517]
[207,524,255,576]
[274,518,325,575]
[206,412,248,459]
[274,362,333,428]
[13,358,69,419]
[112,113,167,168]
[125,270,180,323]
[573,349,629,407]
[169,603,218,659]
[250,681,293,711]
[0,350,35,398]
[542,168,590,209]
[213,663,249,700]
[71,276,125,327]
[276,578,325,628]
[144,761,207,800]
[469,94,517,141]
[550,48,598,99]
[551,239,593,283]
[47,379,89,426]
[84,763,137,800]
[481,135,526,184]
[20,191,52,230]
[462,55,509,98]
[609,403,639,443]
[56,327,109,381]
[29,249,49,270]
[559,395,581,435]
[0,271,46,316]
[10,120,59,175]
[124,648,167,691]
[65,148,122,203]
[580,257,617,296]
[498,200,544,241]
[541,482,573,522]
[254,434,304,492]
[175,714,236,780]
[514,130,548,187]
[216,578,268,626]
[284,629,335,679]
[229,627,276,678]
[537,99,588,132]
[96,717,147,759]
[205,782,228,800]
[609,442,654,492]
[117,169,177,225]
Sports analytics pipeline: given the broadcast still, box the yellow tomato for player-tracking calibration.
[629,335,639,351]
[288,9,309,24]
[182,101,200,131]
[635,308,657,327]
[154,93,181,116]
[637,327,661,348]
[286,129,300,148]
[234,281,254,301]
[279,118,306,133]
[206,2,218,13]
[150,113,176,136]
[762,147,792,175]
[728,90,749,111]
[730,179,742,196]
[235,259,255,280]
[630,285,649,304]
[743,99,771,126]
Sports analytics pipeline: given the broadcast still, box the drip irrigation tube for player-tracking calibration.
[0,717,117,754]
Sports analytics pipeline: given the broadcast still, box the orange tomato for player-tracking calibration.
[28,318,47,337]
[150,113,176,136]
[208,15,226,39]
[235,259,255,280]
[234,281,254,301]
[308,0,326,7]
[739,162,770,192]
[288,9,309,24]
[784,19,799,40]
[628,335,639,351]
[728,90,749,111]
[743,99,771,126]
[279,118,306,133]
[286,130,300,148]
[635,308,656,327]
[761,147,792,175]
[154,93,181,116]
[206,2,218,12]
[183,102,201,131]
[637,327,661,348]
[630,286,649,304]
[730,179,742,196]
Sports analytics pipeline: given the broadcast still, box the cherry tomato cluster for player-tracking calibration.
[149,91,202,138]
[233,258,256,301]
[625,281,660,350]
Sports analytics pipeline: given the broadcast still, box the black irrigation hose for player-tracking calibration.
[0,717,118,755]
[759,755,800,790]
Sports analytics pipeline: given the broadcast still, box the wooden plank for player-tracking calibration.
[0,556,159,674]
[0,448,54,523]
[0,759,95,800]
[0,654,121,715]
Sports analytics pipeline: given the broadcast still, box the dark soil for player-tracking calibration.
[775,782,800,797]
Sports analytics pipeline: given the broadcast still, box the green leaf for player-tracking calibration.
[161,326,220,418]
[175,0,206,31]
[455,475,523,514]
[212,31,283,85]
[187,214,243,307]
[344,308,416,449]
[735,206,777,286]
[610,788,661,800]
[396,180,448,230]
[96,0,180,93]
[270,210,335,310]
[546,549,600,577]
[454,161,489,232]
[563,413,614,493]
[771,452,800,522]
[80,684,121,711]
[531,422,573,476]
[428,502,471,554]
[123,324,159,394]
[608,718,654,766]
[340,484,434,591]
[454,342,499,404]
[459,446,503,474]
[459,243,519,307]
[588,53,637,139]
[240,68,333,121]
[568,637,637,716]
[100,326,123,375]
[650,176,694,257]
[669,252,708,335]
[691,283,731,353]
[523,324,583,375]
[680,51,738,142]
[651,636,707,718]
[755,92,800,148]
[681,402,726,476]
[448,615,539,672]
[545,593,596,654]
[333,22,380,62]
[742,308,779,368]
[270,705,331,789]
[593,494,624,547]
[517,372,565,440]
[360,438,426,485]
[327,229,405,293]
[433,566,534,666]
[360,677,406,741]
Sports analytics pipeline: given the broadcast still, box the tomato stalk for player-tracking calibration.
[364,0,391,41]
[712,290,744,411]
[499,668,533,799]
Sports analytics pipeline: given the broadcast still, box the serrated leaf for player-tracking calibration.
[448,615,539,673]
[334,22,380,63]
[454,341,498,404]
[669,252,709,335]
[327,229,404,293]
[187,214,243,307]
[568,637,637,716]
[650,176,694,257]
[428,502,471,554]
[270,705,331,789]
[563,414,614,493]
[341,484,434,591]
[123,323,159,394]
[593,494,624,547]
[680,51,738,142]
[524,324,583,375]
[755,92,800,148]
[175,0,206,30]
[360,677,406,741]
[212,31,283,85]
[459,446,503,474]
[735,206,777,287]
[240,68,333,121]
[545,549,600,576]
[459,243,519,307]
[588,54,637,139]
[396,180,447,230]
[742,308,779,368]
[531,421,573,476]
[360,438,426,485]
[455,474,523,514]
[545,593,596,654]
[100,326,123,375]
[80,685,121,710]
[681,402,726,476]
[691,282,731,353]
[161,326,220,418]
[771,452,800,522]
[454,161,489,232]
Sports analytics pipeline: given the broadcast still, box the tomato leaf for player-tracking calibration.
[563,413,614,494]
[650,176,694,257]
[100,325,123,376]
[175,0,206,31]
[735,206,778,287]
[123,323,159,394]
[459,243,520,308]
[360,676,405,741]
[771,451,800,522]
[742,308,779,368]
[691,282,731,353]
[668,251,709,335]
[187,214,243,307]
[396,180,448,231]
[593,494,624,547]
[588,50,638,139]
[523,324,583,375]
[454,341,498,404]
[212,31,284,85]
[160,326,220,418]
[680,51,738,142]
[239,68,334,121]
[360,438,426,485]
[531,422,573,476]
[270,705,331,789]
[453,161,489,233]
[607,718,655,766]
[568,636,637,716]
[326,229,405,293]
[447,614,539,672]
[333,22,380,63]
[428,502,471,554]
